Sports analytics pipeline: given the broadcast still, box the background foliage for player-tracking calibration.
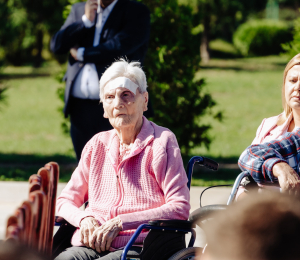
[56,0,222,155]
[179,0,267,62]
[1,0,300,183]
[139,0,221,154]
[0,0,68,67]
[282,17,300,58]
[233,19,292,56]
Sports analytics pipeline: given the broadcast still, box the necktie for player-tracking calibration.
[93,1,102,46]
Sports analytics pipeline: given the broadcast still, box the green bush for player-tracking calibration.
[140,0,222,155]
[233,19,292,56]
[282,17,300,59]
[0,0,68,66]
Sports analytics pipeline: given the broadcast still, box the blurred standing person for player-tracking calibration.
[51,0,151,161]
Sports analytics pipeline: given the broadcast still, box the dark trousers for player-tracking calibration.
[55,246,142,260]
[69,97,113,161]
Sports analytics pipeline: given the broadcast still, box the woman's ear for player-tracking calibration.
[143,92,149,112]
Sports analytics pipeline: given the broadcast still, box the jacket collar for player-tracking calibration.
[271,112,293,135]
[106,116,154,170]
[133,116,155,152]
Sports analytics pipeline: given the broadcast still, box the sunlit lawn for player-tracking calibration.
[0,56,288,184]
[192,56,285,158]
[190,55,287,185]
[0,63,76,181]
[0,64,73,156]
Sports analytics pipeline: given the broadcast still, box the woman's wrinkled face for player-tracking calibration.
[102,82,148,129]
[285,65,300,111]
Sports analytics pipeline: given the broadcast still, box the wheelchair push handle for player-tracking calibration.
[186,156,219,190]
[197,157,219,171]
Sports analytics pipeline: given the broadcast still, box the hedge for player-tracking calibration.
[233,19,292,56]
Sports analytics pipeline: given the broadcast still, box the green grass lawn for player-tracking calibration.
[0,56,288,184]
[193,56,285,158]
[190,56,287,185]
[0,63,76,181]
[0,64,74,157]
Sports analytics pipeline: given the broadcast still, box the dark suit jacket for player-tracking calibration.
[50,0,150,117]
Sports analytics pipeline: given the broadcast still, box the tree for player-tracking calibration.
[0,0,68,67]
[0,0,26,66]
[138,0,221,154]
[282,17,300,59]
[180,0,267,63]
[20,0,69,67]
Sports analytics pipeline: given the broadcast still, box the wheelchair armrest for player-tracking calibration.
[55,216,68,226]
[148,219,195,229]
[189,204,227,225]
[53,217,77,258]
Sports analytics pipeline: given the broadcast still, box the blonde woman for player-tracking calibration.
[253,53,300,144]
[238,53,300,198]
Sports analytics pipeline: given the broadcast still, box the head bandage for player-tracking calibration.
[108,77,139,95]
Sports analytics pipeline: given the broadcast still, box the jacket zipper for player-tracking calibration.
[109,146,147,218]
[113,160,125,218]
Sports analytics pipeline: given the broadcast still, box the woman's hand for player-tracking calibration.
[79,217,100,248]
[273,162,300,195]
[91,216,122,252]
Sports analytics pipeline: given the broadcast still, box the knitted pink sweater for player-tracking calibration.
[56,117,190,250]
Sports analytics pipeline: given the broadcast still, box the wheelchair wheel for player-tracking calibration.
[167,247,201,260]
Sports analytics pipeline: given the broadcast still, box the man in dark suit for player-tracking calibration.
[51,0,151,161]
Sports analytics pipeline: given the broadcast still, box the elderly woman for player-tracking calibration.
[237,53,300,198]
[55,59,190,260]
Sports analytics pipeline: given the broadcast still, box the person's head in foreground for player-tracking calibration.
[54,59,190,260]
[0,241,49,260]
[201,192,300,260]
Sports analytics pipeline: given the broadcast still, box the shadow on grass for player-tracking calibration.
[200,65,244,71]
[0,153,76,164]
[0,153,76,182]
[182,155,239,165]
[210,49,242,59]
[191,165,240,186]
[182,155,240,186]
[0,73,51,79]
[0,153,241,185]
[0,165,74,183]
[199,64,285,72]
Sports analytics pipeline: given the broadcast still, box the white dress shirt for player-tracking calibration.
[72,0,118,100]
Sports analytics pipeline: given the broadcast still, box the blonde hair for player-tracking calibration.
[277,53,300,125]
[99,58,148,101]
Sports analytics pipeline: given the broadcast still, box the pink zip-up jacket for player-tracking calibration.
[56,117,190,250]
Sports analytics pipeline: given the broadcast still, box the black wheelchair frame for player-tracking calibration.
[188,171,250,235]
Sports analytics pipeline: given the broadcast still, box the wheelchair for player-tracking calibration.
[53,156,222,260]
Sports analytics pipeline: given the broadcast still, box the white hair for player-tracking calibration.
[99,59,148,101]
